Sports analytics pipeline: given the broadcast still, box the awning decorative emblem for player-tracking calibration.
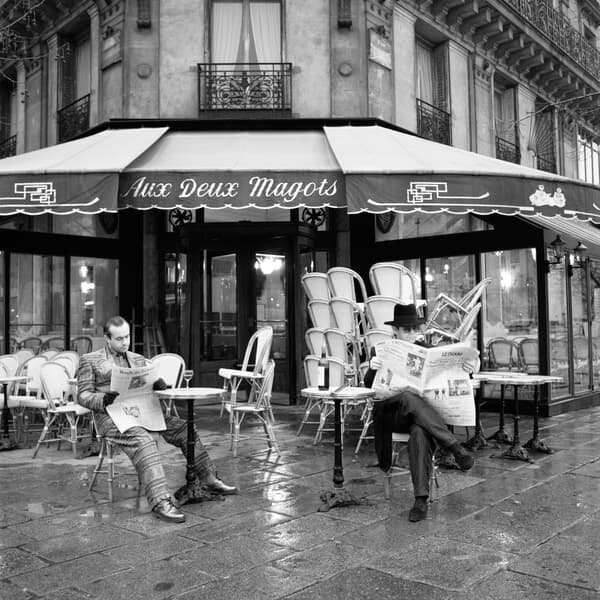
[529,185,566,208]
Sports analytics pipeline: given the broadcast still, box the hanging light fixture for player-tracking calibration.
[544,235,566,272]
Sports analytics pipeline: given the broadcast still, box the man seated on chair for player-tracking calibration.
[77,315,237,524]
[364,303,476,523]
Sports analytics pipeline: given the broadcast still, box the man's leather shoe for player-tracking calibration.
[152,499,185,523]
[204,478,238,495]
[450,443,475,471]
[408,499,428,522]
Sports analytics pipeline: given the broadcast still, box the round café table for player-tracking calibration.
[0,375,27,451]
[301,385,375,511]
[473,372,562,462]
[155,386,225,505]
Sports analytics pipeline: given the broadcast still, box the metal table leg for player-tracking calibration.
[524,384,554,454]
[501,385,533,463]
[464,385,488,451]
[487,383,512,445]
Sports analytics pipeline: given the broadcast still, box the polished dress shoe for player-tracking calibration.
[204,478,238,495]
[152,499,186,523]
[408,498,428,522]
[450,443,475,471]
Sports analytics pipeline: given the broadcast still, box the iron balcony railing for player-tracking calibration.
[57,94,90,143]
[198,63,292,113]
[536,155,557,173]
[495,136,521,164]
[417,98,451,146]
[0,134,16,158]
[504,0,600,81]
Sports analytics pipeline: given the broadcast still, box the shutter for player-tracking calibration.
[432,43,448,112]
[59,40,76,108]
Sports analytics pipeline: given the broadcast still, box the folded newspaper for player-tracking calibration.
[372,339,479,426]
[105,364,166,433]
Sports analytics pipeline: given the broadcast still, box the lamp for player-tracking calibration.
[568,241,588,276]
[544,235,566,272]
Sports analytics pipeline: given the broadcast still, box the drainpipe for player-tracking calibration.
[489,62,496,157]
[469,51,477,152]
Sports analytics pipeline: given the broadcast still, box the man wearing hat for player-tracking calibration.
[364,303,476,522]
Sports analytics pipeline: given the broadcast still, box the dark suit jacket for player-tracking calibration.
[77,347,149,436]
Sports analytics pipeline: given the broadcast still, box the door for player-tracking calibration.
[190,242,290,401]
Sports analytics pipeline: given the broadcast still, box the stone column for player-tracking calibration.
[517,85,536,169]
[46,34,58,146]
[447,40,470,150]
[16,62,25,154]
[88,4,101,125]
[393,7,417,132]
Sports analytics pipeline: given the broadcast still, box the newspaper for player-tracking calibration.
[105,364,166,433]
[372,339,479,426]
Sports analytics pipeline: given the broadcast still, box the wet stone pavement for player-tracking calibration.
[1,402,600,599]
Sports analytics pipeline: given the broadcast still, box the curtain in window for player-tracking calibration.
[212,1,244,62]
[75,38,91,99]
[416,42,433,105]
[250,2,280,63]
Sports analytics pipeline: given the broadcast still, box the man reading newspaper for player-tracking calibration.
[364,303,478,522]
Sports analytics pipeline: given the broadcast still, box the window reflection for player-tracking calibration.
[570,262,590,392]
[163,253,187,356]
[0,251,4,352]
[590,259,600,389]
[547,258,569,397]
[206,253,237,360]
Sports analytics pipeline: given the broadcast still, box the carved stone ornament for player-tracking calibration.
[376,212,395,233]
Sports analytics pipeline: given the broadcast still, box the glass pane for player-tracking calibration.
[203,207,290,223]
[547,256,569,397]
[53,214,118,238]
[11,254,65,353]
[255,252,286,360]
[0,251,4,352]
[481,249,539,370]
[571,262,590,392]
[70,257,119,353]
[425,255,476,344]
[590,259,600,389]
[163,253,187,356]
[206,253,237,360]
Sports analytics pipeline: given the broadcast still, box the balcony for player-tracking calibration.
[495,136,521,164]
[417,99,451,146]
[0,134,16,158]
[57,94,90,143]
[198,63,292,116]
[536,155,557,173]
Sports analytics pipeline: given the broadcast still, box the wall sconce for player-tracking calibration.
[544,235,566,272]
[568,241,588,276]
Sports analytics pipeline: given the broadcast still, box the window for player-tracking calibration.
[577,130,600,185]
[211,0,281,63]
[0,214,118,238]
[0,251,4,352]
[416,40,448,112]
[163,253,187,356]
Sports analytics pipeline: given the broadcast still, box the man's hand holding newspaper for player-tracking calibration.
[370,340,479,426]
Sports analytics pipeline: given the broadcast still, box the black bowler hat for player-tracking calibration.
[384,303,425,328]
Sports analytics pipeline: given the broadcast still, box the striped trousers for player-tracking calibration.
[103,414,215,508]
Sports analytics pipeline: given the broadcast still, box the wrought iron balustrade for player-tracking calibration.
[0,134,16,158]
[503,0,600,81]
[417,98,451,146]
[496,136,521,164]
[57,94,90,143]
[536,154,557,173]
[198,63,292,113]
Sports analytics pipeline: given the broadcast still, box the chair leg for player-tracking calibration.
[232,416,241,458]
[107,442,115,503]
[90,438,107,491]
[296,398,316,436]
[355,405,373,454]
[32,414,56,458]
[313,404,332,445]
[263,416,280,454]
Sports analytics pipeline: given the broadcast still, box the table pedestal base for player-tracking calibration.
[500,445,534,463]
[0,438,18,451]
[318,487,368,512]
[487,429,512,445]
[464,432,488,451]
[524,437,554,454]
[174,479,226,507]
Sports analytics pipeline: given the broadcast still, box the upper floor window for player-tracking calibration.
[211,0,282,63]
[577,130,600,185]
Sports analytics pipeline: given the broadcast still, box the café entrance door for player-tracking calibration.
[186,228,296,402]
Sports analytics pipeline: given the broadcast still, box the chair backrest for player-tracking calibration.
[369,262,420,304]
[460,277,493,311]
[323,328,353,363]
[150,353,185,388]
[364,296,404,332]
[53,351,80,371]
[305,328,325,356]
[40,362,71,409]
[254,359,276,409]
[301,272,330,301]
[52,355,77,378]
[40,349,59,360]
[329,297,364,336]
[487,338,521,370]
[13,348,35,365]
[303,355,345,388]
[70,335,93,354]
[241,326,273,375]
[327,267,368,304]
[21,336,42,353]
[308,299,332,329]
[518,338,539,373]
[0,362,7,377]
[0,354,19,376]
[42,336,65,352]
[454,303,481,342]
[364,329,393,355]
[18,355,48,395]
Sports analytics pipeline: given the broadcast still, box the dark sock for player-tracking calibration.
[414,495,428,508]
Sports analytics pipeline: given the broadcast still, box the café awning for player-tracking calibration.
[0,121,599,222]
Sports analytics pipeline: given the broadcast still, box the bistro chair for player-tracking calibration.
[51,355,78,379]
[0,361,21,440]
[487,337,521,371]
[150,352,185,416]
[424,304,481,346]
[363,328,393,357]
[327,267,368,307]
[70,336,93,354]
[13,348,35,366]
[307,299,333,329]
[0,354,19,377]
[52,351,80,373]
[301,272,330,301]
[518,338,539,374]
[369,262,425,308]
[324,327,359,385]
[40,349,59,360]
[20,336,43,354]
[364,296,405,333]
[41,336,65,352]
[304,327,325,356]
[222,359,279,457]
[218,326,273,418]
[32,362,92,458]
